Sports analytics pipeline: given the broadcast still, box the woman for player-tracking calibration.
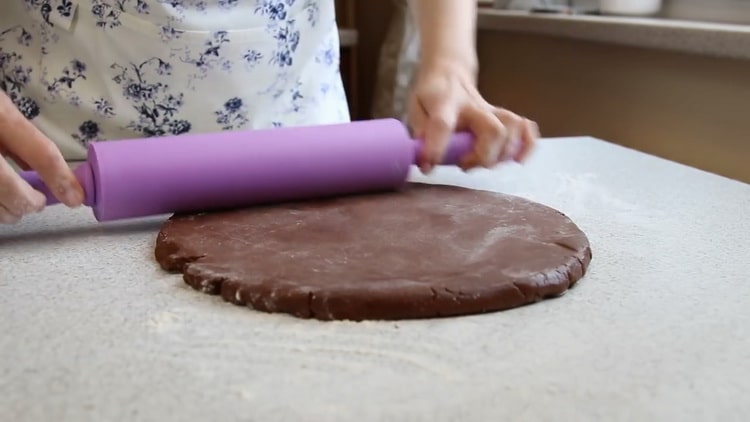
[0,0,538,224]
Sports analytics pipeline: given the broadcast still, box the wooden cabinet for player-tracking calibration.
[335,0,359,119]
[337,1,397,120]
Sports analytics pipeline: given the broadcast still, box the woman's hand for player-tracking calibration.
[405,0,539,173]
[0,90,83,224]
[407,60,539,173]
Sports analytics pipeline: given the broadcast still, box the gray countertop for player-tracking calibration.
[1,137,749,421]
[478,9,750,60]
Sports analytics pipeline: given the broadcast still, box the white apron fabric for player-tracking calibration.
[0,0,350,160]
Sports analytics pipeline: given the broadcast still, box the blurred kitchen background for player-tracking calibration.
[334,0,750,183]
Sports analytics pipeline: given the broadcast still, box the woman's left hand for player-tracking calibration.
[407,60,539,173]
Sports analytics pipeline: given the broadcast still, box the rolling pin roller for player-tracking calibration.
[19,119,475,222]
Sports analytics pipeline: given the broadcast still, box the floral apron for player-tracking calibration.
[0,0,349,160]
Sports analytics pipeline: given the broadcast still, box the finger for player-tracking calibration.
[407,95,429,167]
[459,106,507,170]
[407,94,437,173]
[0,156,46,220]
[407,94,428,140]
[493,108,525,162]
[421,99,459,173]
[514,118,540,162]
[0,96,83,207]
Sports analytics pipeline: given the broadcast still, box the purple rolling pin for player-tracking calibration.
[19,118,474,222]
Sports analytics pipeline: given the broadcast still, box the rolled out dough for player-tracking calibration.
[155,183,592,321]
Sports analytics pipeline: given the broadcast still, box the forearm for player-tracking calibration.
[407,0,478,77]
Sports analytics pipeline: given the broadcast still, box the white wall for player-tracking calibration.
[495,0,750,24]
[661,0,750,24]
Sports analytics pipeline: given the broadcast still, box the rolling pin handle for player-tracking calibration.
[441,132,475,165]
[18,162,96,208]
[412,131,476,166]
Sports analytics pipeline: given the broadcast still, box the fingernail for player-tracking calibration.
[422,148,436,167]
[514,140,531,162]
[459,156,475,172]
[501,140,519,162]
[30,192,46,213]
[433,149,445,167]
[56,179,84,207]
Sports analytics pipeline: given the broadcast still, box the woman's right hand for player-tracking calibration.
[0,90,84,224]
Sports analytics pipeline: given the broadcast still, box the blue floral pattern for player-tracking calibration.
[23,0,76,27]
[0,26,41,119]
[0,0,349,160]
[111,58,192,136]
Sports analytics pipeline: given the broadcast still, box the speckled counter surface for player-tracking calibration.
[477,10,750,60]
[1,138,749,421]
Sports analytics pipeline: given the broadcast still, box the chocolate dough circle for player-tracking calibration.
[155,183,592,321]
